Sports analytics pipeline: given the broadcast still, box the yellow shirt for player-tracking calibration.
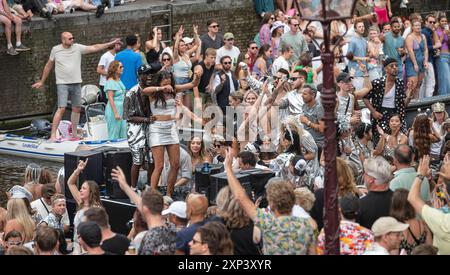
[421,205,450,255]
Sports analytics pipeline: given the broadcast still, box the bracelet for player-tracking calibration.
[416,174,425,181]
[156,87,160,92]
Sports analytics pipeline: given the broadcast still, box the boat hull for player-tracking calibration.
[0,134,129,163]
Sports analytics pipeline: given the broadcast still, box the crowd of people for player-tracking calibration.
[0,0,450,255]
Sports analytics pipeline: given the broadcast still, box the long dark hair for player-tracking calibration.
[284,128,302,155]
[151,70,176,108]
[257,44,271,60]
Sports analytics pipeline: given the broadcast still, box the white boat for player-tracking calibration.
[0,102,129,163]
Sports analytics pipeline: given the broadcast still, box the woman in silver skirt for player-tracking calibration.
[146,71,181,198]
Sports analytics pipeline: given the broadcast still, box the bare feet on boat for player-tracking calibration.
[48,136,57,142]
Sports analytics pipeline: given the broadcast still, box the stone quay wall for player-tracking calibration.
[0,0,260,120]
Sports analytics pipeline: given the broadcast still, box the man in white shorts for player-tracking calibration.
[32,32,120,141]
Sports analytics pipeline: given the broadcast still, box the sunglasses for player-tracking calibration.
[292,24,299,27]
[210,24,219,28]
[68,37,74,40]
[7,241,22,246]
[429,21,436,24]
[222,62,232,65]
[214,143,225,148]
[226,38,234,41]
[162,58,171,61]
[251,46,258,49]
[270,17,275,20]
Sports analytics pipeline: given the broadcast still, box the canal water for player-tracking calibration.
[0,155,61,208]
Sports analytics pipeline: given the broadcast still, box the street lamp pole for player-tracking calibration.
[294,0,358,255]
[320,21,340,255]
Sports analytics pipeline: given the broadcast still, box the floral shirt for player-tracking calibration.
[255,208,315,255]
[316,220,374,255]
[138,221,177,255]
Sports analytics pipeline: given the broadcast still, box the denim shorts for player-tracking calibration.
[57,83,82,107]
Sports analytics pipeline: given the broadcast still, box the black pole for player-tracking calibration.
[321,21,340,255]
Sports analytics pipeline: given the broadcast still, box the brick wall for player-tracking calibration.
[0,0,260,120]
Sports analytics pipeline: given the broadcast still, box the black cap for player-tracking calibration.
[339,195,360,214]
[336,72,353,83]
[77,221,102,248]
[383,57,397,68]
[138,62,163,75]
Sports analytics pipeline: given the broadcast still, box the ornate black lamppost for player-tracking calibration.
[295,0,357,255]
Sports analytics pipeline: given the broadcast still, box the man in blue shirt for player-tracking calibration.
[347,20,368,91]
[382,19,405,78]
[115,34,142,90]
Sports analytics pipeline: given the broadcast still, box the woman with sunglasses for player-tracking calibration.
[259,13,275,47]
[161,52,173,72]
[104,60,127,139]
[145,27,167,65]
[270,21,284,59]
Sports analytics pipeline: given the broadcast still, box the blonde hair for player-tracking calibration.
[216,186,251,229]
[6,199,36,242]
[336,158,359,196]
[294,187,316,211]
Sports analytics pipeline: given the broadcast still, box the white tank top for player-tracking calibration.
[382,84,395,108]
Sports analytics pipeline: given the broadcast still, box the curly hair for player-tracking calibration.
[294,187,315,211]
[336,157,359,197]
[197,221,234,255]
[107,60,121,80]
[413,114,432,158]
[265,179,296,214]
[216,186,251,229]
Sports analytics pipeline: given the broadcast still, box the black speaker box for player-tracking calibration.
[210,169,275,205]
[100,147,132,199]
[194,164,223,200]
[64,150,104,200]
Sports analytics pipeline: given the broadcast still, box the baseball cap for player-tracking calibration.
[224,32,234,40]
[9,185,33,201]
[339,195,360,214]
[371,217,409,237]
[162,201,187,219]
[383,57,397,68]
[182,37,193,44]
[138,63,162,75]
[336,72,353,83]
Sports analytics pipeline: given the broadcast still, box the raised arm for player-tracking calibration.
[173,25,184,64]
[67,159,89,205]
[111,166,142,211]
[186,25,200,57]
[408,155,430,213]
[224,148,257,221]
[84,38,120,55]
[145,27,158,52]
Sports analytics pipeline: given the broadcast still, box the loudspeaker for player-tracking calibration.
[101,147,132,199]
[210,169,275,205]
[64,150,104,200]
[194,164,223,201]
